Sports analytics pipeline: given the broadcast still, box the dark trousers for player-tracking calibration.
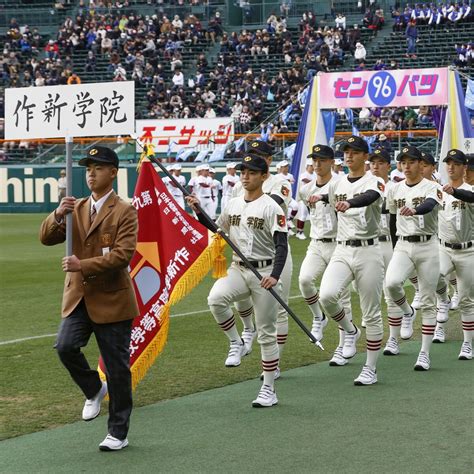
[55,299,133,439]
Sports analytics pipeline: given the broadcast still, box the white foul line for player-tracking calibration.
[0,295,304,346]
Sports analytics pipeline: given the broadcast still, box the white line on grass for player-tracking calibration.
[0,295,304,346]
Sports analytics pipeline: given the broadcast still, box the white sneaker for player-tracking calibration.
[252,384,278,407]
[414,351,430,371]
[354,365,377,385]
[311,315,328,342]
[432,324,445,343]
[288,228,296,236]
[99,434,129,451]
[241,328,257,355]
[342,326,361,359]
[287,220,295,229]
[259,367,281,381]
[411,291,422,310]
[458,342,472,360]
[450,292,459,310]
[383,337,400,356]
[361,319,367,328]
[400,306,416,340]
[82,381,107,421]
[329,346,348,366]
[436,299,450,323]
[296,232,307,240]
[225,340,246,367]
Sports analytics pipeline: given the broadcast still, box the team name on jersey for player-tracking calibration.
[394,196,426,208]
[442,199,466,210]
[229,214,241,226]
[334,193,348,202]
[247,216,265,230]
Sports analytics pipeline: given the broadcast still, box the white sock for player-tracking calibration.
[238,306,255,331]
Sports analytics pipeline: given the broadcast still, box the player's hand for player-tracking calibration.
[443,184,454,195]
[335,201,351,213]
[56,196,76,220]
[308,194,322,204]
[185,195,201,213]
[260,276,278,289]
[62,255,81,272]
[400,206,416,216]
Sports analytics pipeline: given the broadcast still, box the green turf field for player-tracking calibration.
[0,214,470,451]
[0,341,472,473]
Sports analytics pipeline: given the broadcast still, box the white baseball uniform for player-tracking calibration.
[221,173,240,212]
[207,194,288,385]
[209,178,222,220]
[163,174,186,209]
[437,183,474,336]
[190,174,215,216]
[298,177,353,337]
[385,178,442,347]
[319,172,385,358]
[296,171,316,221]
[232,173,293,355]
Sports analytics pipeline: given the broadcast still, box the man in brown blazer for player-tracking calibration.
[40,146,138,451]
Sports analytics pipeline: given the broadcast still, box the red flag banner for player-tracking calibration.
[99,159,226,389]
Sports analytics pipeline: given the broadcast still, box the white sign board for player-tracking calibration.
[5,81,135,139]
[135,117,234,154]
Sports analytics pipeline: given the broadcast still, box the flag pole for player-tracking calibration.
[132,136,323,350]
[65,135,73,257]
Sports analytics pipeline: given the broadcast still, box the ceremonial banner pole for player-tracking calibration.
[65,135,73,257]
[132,135,323,350]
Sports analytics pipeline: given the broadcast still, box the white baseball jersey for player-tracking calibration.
[281,172,295,184]
[299,178,338,240]
[217,194,288,262]
[299,171,315,186]
[163,175,186,199]
[191,175,214,199]
[232,173,292,212]
[222,173,240,199]
[212,178,222,195]
[328,172,384,241]
[438,183,474,243]
[379,179,395,237]
[387,178,442,236]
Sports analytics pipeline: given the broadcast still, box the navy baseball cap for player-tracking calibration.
[79,146,119,168]
[397,146,423,161]
[442,149,467,165]
[369,148,391,163]
[342,135,369,153]
[309,144,334,159]
[235,154,269,173]
[467,155,474,170]
[248,140,273,157]
[421,151,436,165]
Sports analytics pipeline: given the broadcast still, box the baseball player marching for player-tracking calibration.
[186,154,288,407]
[298,145,353,367]
[368,149,406,357]
[188,164,215,217]
[432,149,474,359]
[231,140,293,379]
[385,146,442,370]
[163,164,186,209]
[312,136,385,385]
[221,163,239,212]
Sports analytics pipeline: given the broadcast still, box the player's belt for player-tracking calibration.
[201,196,211,198]
[439,239,473,250]
[379,236,391,242]
[337,238,377,247]
[399,235,432,243]
[237,259,273,269]
[316,238,336,243]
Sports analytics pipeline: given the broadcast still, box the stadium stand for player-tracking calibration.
[0,1,472,163]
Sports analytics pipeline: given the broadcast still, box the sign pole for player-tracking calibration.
[65,135,73,257]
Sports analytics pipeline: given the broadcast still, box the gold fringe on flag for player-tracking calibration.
[127,231,227,390]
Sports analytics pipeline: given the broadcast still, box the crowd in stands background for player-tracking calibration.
[0,1,471,155]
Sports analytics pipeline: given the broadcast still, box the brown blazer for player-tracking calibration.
[40,191,139,324]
